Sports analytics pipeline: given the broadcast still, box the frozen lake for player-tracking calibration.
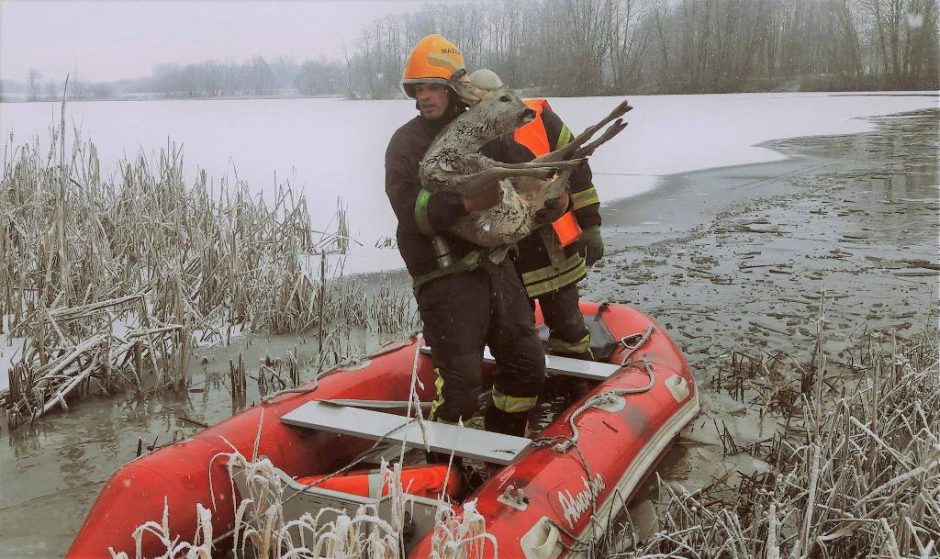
[1,94,937,555]
[1,91,936,273]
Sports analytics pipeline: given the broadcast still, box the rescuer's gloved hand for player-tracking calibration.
[533,192,570,224]
[576,226,604,266]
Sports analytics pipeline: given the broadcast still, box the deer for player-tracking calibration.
[419,69,632,247]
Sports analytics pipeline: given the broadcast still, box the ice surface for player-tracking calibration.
[1,92,935,277]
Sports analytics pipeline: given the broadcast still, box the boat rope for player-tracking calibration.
[280,415,422,506]
[318,398,433,411]
[619,324,654,365]
[281,335,432,507]
[260,383,318,402]
[260,334,422,404]
[527,358,656,552]
[531,359,656,454]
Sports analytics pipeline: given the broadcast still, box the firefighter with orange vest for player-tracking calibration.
[462,70,604,362]
[385,35,545,438]
[515,97,603,361]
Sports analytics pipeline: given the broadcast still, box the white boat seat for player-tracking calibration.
[281,401,530,465]
[419,346,622,382]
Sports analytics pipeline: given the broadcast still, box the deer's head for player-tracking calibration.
[469,85,535,136]
[454,70,535,137]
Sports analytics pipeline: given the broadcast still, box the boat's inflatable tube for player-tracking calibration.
[296,464,461,500]
[67,302,698,558]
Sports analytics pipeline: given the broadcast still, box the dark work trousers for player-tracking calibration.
[533,282,594,402]
[416,256,546,436]
[534,283,591,359]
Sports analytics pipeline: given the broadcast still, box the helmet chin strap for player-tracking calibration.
[450,68,467,82]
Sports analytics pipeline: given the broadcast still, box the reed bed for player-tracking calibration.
[1,113,417,429]
[605,329,939,559]
[4,293,186,429]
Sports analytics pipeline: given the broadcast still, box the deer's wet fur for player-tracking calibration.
[419,85,632,247]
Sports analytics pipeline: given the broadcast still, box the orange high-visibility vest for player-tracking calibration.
[514,98,581,247]
[515,99,552,156]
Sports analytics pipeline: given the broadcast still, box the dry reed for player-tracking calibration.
[1,111,417,429]
[604,328,939,558]
[109,450,493,559]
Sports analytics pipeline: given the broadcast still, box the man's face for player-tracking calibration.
[415,83,450,120]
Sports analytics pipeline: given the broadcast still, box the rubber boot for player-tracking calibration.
[547,340,596,401]
[484,406,530,437]
[560,377,595,401]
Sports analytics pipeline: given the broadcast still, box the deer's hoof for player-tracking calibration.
[614,101,633,117]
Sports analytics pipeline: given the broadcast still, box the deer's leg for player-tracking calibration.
[455,167,554,196]
[533,101,633,163]
[495,158,585,171]
[574,119,628,159]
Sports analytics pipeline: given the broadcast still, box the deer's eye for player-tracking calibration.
[499,95,510,102]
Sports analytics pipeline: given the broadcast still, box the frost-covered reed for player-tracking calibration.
[606,329,939,558]
[111,451,492,559]
[1,110,418,429]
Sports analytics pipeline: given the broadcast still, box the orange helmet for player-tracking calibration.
[401,34,465,98]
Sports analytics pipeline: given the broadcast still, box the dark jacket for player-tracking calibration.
[385,113,475,279]
[385,110,519,283]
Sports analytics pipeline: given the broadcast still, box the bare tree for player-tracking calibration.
[44,78,59,101]
[609,0,652,92]
[859,0,938,88]
[27,69,42,101]
[559,0,613,94]
[49,0,937,101]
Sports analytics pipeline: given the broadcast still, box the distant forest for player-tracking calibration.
[7,0,939,102]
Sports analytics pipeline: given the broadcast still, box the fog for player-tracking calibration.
[1,0,429,82]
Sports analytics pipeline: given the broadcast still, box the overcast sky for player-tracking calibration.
[1,0,433,83]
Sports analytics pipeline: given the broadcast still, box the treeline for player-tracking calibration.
[14,56,347,101]
[9,0,938,102]
[148,57,346,98]
[19,69,112,101]
[346,0,939,97]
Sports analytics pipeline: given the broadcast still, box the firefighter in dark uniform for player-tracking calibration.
[513,98,605,361]
[384,35,545,437]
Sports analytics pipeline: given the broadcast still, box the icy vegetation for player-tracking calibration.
[0,103,419,423]
[110,452,493,559]
[614,330,940,558]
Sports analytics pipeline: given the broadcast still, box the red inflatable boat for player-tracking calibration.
[67,301,699,557]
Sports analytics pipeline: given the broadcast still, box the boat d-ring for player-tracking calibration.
[619,325,654,364]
